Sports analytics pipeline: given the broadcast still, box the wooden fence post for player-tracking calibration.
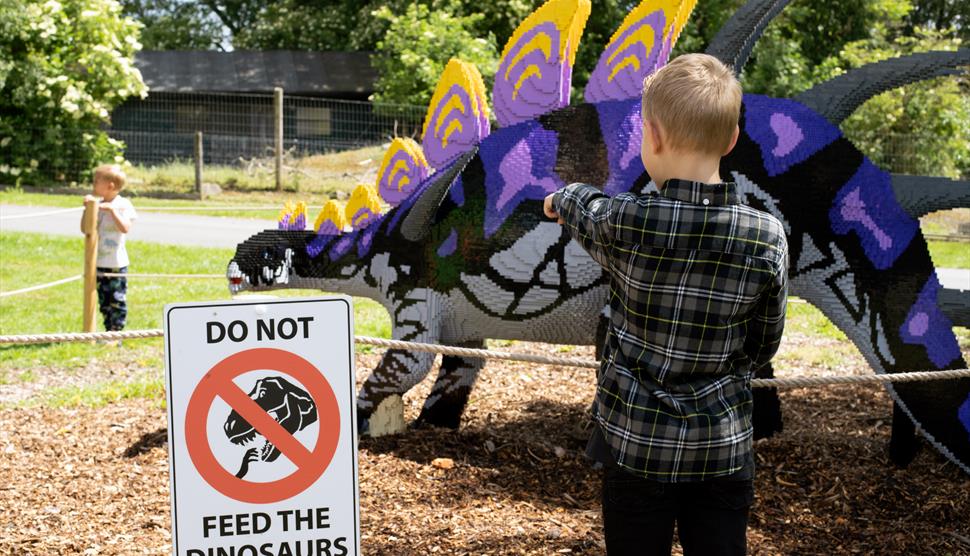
[195,131,203,199]
[81,198,99,332]
[274,87,284,192]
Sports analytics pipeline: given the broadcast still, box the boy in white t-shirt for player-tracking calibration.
[83,164,138,331]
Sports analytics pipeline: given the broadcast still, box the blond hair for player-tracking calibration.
[641,53,742,155]
[94,164,127,191]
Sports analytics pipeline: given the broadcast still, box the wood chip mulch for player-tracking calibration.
[1,343,968,555]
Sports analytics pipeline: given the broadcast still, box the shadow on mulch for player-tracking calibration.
[123,428,168,458]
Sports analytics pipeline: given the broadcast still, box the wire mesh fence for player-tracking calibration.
[109,91,427,166]
[2,89,966,186]
[0,92,426,185]
[845,130,969,179]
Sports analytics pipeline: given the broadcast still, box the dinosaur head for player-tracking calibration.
[227,229,317,295]
[223,376,318,463]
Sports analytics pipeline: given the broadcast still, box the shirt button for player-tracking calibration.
[702,198,710,205]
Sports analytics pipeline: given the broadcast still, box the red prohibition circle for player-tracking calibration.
[184,348,340,504]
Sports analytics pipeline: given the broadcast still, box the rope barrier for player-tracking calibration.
[0,275,82,298]
[1,328,967,390]
[0,206,84,221]
[89,273,811,298]
[98,272,225,279]
[136,206,326,212]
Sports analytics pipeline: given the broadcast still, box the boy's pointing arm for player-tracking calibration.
[545,183,618,267]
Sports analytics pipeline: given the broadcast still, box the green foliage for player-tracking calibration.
[0,0,146,184]
[198,0,262,36]
[741,0,909,97]
[233,0,358,50]
[672,0,743,56]
[906,0,970,42]
[567,0,630,103]
[675,0,914,97]
[814,28,969,178]
[370,3,498,109]
[672,0,968,176]
[120,0,224,50]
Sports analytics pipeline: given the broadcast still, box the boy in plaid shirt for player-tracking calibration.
[544,54,788,555]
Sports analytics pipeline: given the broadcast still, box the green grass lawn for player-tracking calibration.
[0,231,391,402]
[926,239,970,268]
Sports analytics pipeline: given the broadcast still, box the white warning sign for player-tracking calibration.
[164,296,359,556]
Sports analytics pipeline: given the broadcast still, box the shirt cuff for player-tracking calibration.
[552,188,567,215]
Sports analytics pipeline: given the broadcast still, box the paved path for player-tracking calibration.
[2,203,968,290]
[0,204,272,248]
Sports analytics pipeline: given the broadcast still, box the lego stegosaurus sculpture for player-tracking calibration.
[228,0,970,473]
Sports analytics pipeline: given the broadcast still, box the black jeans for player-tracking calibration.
[601,466,753,556]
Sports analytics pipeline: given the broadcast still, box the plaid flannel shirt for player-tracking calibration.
[553,179,789,482]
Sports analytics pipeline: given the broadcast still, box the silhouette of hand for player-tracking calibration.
[235,447,260,479]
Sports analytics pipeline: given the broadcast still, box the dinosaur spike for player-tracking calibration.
[346,184,383,229]
[400,147,478,243]
[378,138,432,205]
[277,201,294,229]
[420,59,489,171]
[313,199,348,236]
[890,175,970,219]
[492,0,592,127]
[704,0,791,74]
[277,200,307,231]
[584,0,697,103]
[794,49,970,125]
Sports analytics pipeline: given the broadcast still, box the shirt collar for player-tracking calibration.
[660,178,740,207]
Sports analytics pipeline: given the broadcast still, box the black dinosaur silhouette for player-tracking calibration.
[223,376,318,479]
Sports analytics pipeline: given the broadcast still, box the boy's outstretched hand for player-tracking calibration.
[543,193,564,224]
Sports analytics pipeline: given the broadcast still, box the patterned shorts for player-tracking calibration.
[96,267,127,331]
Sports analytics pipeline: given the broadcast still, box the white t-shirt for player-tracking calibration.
[96,195,138,268]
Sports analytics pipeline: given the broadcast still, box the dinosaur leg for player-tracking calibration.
[356,291,441,436]
[357,347,437,435]
[889,401,921,467]
[415,340,487,429]
[752,362,783,440]
[594,311,609,361]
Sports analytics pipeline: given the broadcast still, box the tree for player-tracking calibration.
[568,0,633,102]
[199,0,267,37]
[232,0,536,53]
[0,0,147,184]
[815,27,969,178]
[673,0,912,97]
[370,3,498,109]
[907,0,970,41]
[232,0,358,50]
[121,0,224,50]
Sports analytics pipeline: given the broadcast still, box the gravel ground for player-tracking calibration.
[1,341,968,555]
